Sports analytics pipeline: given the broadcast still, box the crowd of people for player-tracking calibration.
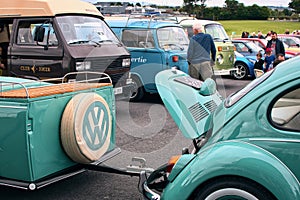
[242,30,288,75]
[241,29,300,40]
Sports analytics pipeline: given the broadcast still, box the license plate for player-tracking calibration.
[114,87,123,95]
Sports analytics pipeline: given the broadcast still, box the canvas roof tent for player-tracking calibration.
[0,0,103,18]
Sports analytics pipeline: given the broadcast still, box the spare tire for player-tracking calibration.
[61,93,112,164]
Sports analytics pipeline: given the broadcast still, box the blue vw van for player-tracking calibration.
[106,16,189,101]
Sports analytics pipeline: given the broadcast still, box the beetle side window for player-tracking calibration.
[271,87,300,131]
[17,21,58,46]
[121,29,154,48]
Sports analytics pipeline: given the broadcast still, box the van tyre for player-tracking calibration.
[61,93,112,164]
[130,76,144,102]
[233,62,249,80]
[191,177,275,200]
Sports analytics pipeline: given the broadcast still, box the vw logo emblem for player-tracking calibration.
[82,101,110,150]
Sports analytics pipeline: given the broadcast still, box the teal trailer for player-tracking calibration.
[0,72,122,190]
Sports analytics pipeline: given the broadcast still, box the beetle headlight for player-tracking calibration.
[76,61,91,71]
[122,58,131,67]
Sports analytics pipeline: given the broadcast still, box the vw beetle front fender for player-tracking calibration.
[162,141,300,200]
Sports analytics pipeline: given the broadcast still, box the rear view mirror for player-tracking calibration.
[34,26,45,42]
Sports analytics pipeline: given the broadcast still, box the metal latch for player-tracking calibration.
[127,157,154,173]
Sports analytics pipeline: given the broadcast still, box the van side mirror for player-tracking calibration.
[34,26,45,42]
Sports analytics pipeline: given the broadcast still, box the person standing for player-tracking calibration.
[266,32,285,57]
[257,31,265,39]
[264,48,275,72]
[272,53,285,68]
[187,21,216,81]
[254,52,264,71]
[0,23,10,70]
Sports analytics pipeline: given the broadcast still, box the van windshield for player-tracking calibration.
[205,24,229,41]
[157,27,189,51]
[56,16,120,45]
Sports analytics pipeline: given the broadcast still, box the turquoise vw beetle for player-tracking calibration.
[139,56,300,199]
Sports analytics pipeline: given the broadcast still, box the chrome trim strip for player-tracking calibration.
[0,105,27,109]
[0,182,28,190]
[36,169,86,190]
[249,138,300,143]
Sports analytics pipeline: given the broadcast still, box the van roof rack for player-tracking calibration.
[125,13,178,28]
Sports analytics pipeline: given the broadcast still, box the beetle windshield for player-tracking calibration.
[225,69,274,107]
[56,16,120,45]
[157,27,189,50]
[205,24,229,41]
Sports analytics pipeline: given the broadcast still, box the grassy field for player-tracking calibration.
[219,20,300,38]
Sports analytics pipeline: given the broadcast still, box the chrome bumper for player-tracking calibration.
[139,171,161,200]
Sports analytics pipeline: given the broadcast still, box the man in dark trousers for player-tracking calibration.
[187,21,216,81]
[266,32,285,57]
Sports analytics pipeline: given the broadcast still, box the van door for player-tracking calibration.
[121,29,163,92]
[9,18,64,79]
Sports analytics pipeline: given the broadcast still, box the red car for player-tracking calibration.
[235,37,300,57]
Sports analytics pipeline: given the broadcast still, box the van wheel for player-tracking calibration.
[233,62,248,80]
[191,177,275,200]
[60,93,112,164]
[130,76,144,102]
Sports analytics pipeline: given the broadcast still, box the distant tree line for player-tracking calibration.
[178,0,299,20]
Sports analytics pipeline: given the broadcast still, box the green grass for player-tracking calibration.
[218,20,300,38]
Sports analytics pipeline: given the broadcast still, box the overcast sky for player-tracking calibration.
[85,0,291,7]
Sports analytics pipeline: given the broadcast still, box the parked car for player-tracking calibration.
[235,37,267,50]
[140,56,300,200]
[232,51,256,79]
[232,39,264,57]
[235,37,300,58]
[288,33,300,39]
[277,34,300,48]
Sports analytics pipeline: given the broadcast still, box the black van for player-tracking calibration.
[0,0,132,99]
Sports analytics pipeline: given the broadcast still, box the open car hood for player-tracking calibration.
[155,69,223,139]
